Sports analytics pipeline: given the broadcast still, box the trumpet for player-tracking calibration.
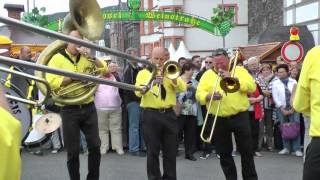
[163,61,181,80]
[150,61,181,97]
[200,49,241,143]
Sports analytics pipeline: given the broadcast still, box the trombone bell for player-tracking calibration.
[220,77,240,93]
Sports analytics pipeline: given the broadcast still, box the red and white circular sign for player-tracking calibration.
[281,41,304,63]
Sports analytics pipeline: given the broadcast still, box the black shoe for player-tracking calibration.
[185,154,197,161]
[199,152,211,160]
[176,150,181,157]
[31,150,44,156]
[130,151,146,157]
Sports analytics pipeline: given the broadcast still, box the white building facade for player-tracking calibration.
[283,0,320,45]
[140,0,249,57]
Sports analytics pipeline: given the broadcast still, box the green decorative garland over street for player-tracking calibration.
[46,0,234,37]
[102,10,223,35]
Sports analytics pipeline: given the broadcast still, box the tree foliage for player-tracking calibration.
[211,7,235,36]
[22,7,48,27]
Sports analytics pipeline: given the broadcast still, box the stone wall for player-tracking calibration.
[248,0,283,41]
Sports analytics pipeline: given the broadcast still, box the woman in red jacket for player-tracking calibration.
[248,83,264,157]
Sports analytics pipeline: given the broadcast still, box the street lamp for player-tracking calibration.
[222,0,225,48]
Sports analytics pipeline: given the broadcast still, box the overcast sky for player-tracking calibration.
[0,0,126,16]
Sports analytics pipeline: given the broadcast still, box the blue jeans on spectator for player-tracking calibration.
[277,108,301,152]
[127,101,144,152]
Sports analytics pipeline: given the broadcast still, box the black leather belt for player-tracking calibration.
[62,102,94,110]
[143,107,173,113]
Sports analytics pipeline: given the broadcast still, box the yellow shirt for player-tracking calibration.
[0,107,21,180]
[135,69,187,108]
[46,50,106,106]
[196,67,256,117]
[293,46,320,137]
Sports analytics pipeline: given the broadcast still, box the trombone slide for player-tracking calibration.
[200,73,222,143]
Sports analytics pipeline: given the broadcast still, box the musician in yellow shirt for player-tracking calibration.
[46,30,106,180]
[293,46,320,180]
[0,86,21,180]
[196,49,258,180]
[135,47,186,180]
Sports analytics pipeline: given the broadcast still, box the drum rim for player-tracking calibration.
[23,133,52,148]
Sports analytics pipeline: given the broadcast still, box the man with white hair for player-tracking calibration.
[247,56,260,79]
[247,56,265,157]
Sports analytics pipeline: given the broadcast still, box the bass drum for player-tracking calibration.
[0,64,32,142]
[23,113,52,148]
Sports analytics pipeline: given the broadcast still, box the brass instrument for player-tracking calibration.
[150,61,181,97]
[163,61,181,80]
[35,0,106,105]
[220,49,241,93]
[200,49,241,143]
[0,0,156,106]
[200,71,222,143]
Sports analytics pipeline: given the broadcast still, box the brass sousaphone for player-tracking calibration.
[0,0,157,134]
[0,0,156,107]
[36,0,105,105]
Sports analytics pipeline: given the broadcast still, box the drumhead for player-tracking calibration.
[0,64,32,141]
[23,113,52,148]
[2,84,32,142]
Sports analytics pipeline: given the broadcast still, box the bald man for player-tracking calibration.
[135,47,187,180]
[46,30,106,180]
[19,46,32,61]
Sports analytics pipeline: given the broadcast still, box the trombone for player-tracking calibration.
[200,49,241,143]
[220,48,241,93]
[200,71,222,143]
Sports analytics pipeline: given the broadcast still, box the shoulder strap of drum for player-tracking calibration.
[59,49,81,65]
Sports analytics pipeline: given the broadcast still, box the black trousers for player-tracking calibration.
[60,103,101,180]
[303,138,320,180]
[177,115,197,156]
[201,115,215,153]
[214,111,258,180]
[263,109,273,149]
[141,108,178,180]
[249,111,260,152]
